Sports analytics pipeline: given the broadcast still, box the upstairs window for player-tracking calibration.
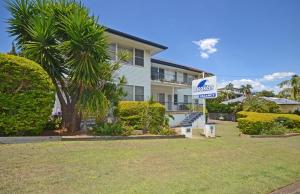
[183,73,188,83]
[108,43,116,61]
[118,45,133,65]
[135,86,144,101]
[135,49,144,67]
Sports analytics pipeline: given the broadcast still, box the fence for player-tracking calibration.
[208,112,236,121]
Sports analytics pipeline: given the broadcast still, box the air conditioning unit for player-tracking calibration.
[204,124,216,138]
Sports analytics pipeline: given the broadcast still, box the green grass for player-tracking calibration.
[1,122,300,194]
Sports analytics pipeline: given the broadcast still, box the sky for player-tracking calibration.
[0,0,299,92]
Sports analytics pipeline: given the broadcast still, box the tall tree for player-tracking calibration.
[6,0,127,131]
[7,42,17,55]
[278,75,300,100]
[239,84,252,98]
[223,83,235,100]
[256,90,275,97]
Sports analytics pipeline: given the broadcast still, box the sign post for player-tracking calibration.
[192,76,217,126]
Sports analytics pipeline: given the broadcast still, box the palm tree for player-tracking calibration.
[278,75,300,100]
[6,0,127,131]
[223,83,235,100]
[239,84,252,98]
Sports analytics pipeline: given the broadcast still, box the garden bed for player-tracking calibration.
[249,133,300,138]
[61,135,185,141]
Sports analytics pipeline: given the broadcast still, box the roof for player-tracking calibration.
[151,58,213,75]
[221,96,300,105]
[261,97,300,105]
[105,27,168,50]
[221,96,246,104]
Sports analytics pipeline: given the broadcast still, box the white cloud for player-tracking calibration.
[218,79,266,92]
[193,38,219,59]
[262,72,295,81]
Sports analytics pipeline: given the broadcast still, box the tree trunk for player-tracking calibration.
[61,103,81,132]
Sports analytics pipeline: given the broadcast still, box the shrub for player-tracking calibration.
[207,103,235,113]
[44,116,62,131]
[237,111,300,135]
[157,127,176,135]
[92,122,132,136]
[0,54,55,136]
[242,97,281,113]
[117,101,165,132]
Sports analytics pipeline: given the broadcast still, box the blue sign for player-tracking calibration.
[192,76,217,99]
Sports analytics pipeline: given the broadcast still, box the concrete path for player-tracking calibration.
[270,180,300,194]
[0,136,61,144]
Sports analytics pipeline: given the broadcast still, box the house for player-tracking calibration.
[105,27,213,126]
[221,96,300,113]
[53,27,213,127]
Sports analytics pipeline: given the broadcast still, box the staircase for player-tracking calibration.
[180,112,203,126]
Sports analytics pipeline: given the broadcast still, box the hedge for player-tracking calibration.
[117,101,165,132]
[0,54,55,136]
[237,111,300,135]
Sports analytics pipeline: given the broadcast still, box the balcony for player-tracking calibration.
[156,101,203,112]
[151,72,193,86]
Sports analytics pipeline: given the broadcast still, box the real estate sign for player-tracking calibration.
[192,76,217,99]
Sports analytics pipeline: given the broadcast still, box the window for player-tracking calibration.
[158,93,165,105]
[174,94,178,105]
[135,86,144,101]
[123,85,134,101]
[135,49,144,66]
[159,68,165,80]
[151,67,158,80]
[183,73,188,83]
[118,45,133,65]
[108,44,116,61]
[184,95,189,104]
[174,72,177,82]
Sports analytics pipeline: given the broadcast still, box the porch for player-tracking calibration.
[151,83,203,112]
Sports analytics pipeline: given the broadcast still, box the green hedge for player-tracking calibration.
[0,54,55,136]
[117,101,165,132]
[237,111,300,135]
[242,97,281,113]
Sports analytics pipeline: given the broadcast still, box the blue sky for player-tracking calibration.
[0,0,299,92]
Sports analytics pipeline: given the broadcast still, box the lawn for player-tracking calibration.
[1,122,300,194]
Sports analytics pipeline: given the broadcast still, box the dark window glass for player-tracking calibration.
[135,86,144,101]
[135,49,144,66]
[151,67,158,80]
[174,94,178,105]
[183,73,188,83]
[159,68,165,80]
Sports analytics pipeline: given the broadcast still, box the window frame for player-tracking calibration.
[135,86,144,101]
[134,48,144,67]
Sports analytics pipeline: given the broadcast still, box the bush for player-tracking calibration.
[0,54,55,136]
[242,97,281,113]
[237,111,300,135]
[92,122,132,136]
[117,101,166,132]
[44,116,62,131]
[207,102,235,113]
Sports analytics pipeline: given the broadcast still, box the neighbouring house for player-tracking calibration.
[53,27,213,127]
[221,96,300,113]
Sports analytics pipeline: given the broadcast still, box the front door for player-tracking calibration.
[168,94,172,111]
[158,93,165,106]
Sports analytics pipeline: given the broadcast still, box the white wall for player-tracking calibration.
[115,49,151,101]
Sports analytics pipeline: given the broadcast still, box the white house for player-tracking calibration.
[53,27,213,127]
[105,27,213,127]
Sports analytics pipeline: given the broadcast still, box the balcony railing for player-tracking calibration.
[151,72,193,85]
[156,101,203,112]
